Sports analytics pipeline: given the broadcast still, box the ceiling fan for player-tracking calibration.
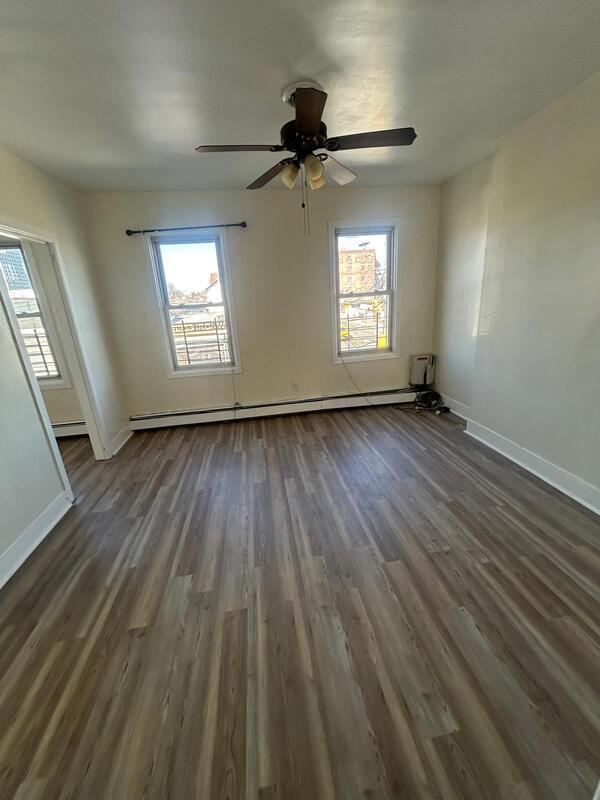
[195,81,417,190]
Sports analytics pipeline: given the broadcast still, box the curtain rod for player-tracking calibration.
[125,221,247,237]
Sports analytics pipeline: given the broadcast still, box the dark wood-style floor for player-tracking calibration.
[0,408,599,800]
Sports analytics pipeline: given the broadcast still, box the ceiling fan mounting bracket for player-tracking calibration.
[281,80,326,107]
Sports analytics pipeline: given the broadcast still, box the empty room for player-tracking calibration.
[0,1,599,798]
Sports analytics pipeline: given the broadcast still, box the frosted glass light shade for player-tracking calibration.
[304,154,324,181]
[280,162,299,189]
[309,173,326,190]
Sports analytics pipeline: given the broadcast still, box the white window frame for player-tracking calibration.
[0,239,71,389]
[146,229,241,378]
[328,219,400,364]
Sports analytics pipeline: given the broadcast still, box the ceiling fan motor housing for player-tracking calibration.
[280,120,328,159]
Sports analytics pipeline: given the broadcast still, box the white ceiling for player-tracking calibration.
[2,0,600,191]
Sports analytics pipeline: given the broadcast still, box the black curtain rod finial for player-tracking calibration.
[125,221,247,237]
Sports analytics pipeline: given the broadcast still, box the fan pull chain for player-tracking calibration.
[300,162,310,238]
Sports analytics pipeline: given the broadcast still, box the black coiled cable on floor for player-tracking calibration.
[415,390,444,412]
[396,389,449,415]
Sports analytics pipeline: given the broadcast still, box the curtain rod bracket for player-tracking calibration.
[125,221,247,237]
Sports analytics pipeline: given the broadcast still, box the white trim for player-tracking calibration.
[0,269,73,501]
[166,363,242,379]
[44,242,110,460]
[0,491,72,590]
[0,215,56,244]
[441,394,471,421]
[143,229,242,378]
[130,391,417,430]
[19,239,72,387]
[52,421,88,437]
[328,218,401,365]
[335,350,399,365]
[39,376,70,390]
[466,420,600,517]
[0,214,110,461]
[108,427,133,456]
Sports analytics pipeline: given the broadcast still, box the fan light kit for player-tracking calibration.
[195,81,416,231]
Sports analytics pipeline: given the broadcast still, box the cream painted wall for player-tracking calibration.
[434,158,492,408]
[0,297,64,558]
[436,70,600,490]
[471,70,600,487]
[42,388,83,424]
[23,237,86,424]
[82,186,440,416]
[0,145,126,447]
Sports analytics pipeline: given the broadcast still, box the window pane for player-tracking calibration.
[337,231,390,294]
[0,247,61,379]
[158,241,223,305]
[19,318,59,378]
[169,306,231,366]
[339,295,390,353]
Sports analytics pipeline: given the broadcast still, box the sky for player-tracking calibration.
[160,242,220,293]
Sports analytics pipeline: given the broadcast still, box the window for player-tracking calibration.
[0,244,64,382]
[330,223,397,360]
[150,233,239,374]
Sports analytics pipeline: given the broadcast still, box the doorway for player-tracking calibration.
[0,228,106,462]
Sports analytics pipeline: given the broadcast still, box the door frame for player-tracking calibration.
[0,213,108,460]
[0,267,73,500]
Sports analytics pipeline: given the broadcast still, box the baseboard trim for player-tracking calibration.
[52,420,88,438]
[130,391,417,431]
[466,420,600,517]
[0,491,73,590]
[441,395,471,421]
[107,428,134,458]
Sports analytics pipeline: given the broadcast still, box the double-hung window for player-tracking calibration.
[330,222,397,360]
[151,233,239,374]
[0,243,66,384]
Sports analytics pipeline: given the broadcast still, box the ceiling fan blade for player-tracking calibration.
[247,159,293,190]
[323,154,356,186]
[195,144,284,153]
[325,127,417,151]
[294,87,327,136]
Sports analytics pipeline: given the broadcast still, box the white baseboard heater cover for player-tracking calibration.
[130,388,416,430]
[52,421,88,438]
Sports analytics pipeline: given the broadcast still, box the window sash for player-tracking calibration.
[0,245,62,380]
[338,296,391,355]
[165,301,224,311]
[336,289,390,300]
[151,235,236,370]
[333,226,394,357]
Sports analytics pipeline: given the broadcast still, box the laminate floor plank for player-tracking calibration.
[0,410,598,799]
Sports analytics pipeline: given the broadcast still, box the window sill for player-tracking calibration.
[334,350,398,365]
[167,364,242,379]
[39,377,71,391]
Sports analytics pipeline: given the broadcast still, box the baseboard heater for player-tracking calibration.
[52,420,88,438]
[129,387,416,430]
